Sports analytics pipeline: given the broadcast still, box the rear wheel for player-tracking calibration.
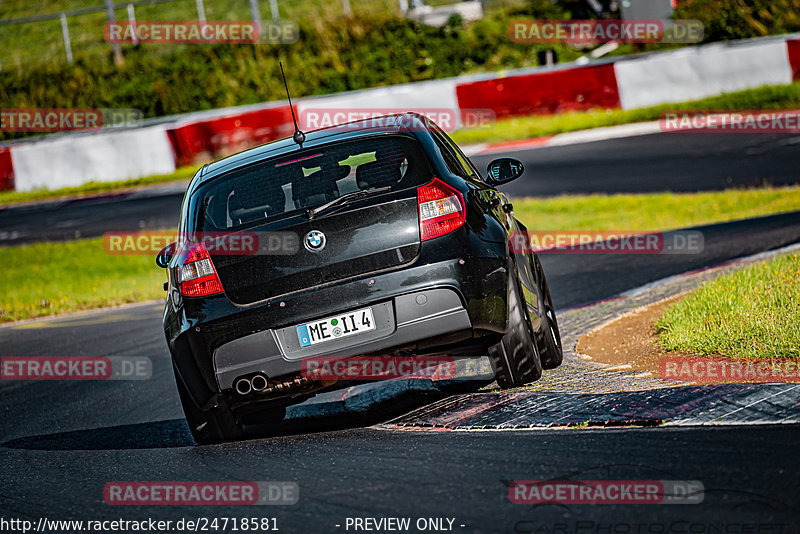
[538,272,563,370]
[173,367,244,445]
[489,267,543,388]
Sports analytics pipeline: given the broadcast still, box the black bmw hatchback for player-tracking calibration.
[156,113,562,444]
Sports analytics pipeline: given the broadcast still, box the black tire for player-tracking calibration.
[538,272,563,370]
[173,366,244,445]
[489,266,543,388]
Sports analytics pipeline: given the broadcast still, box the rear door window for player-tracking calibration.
[189,135,432,231]
[432,126,481,180]
[431,133,469,179]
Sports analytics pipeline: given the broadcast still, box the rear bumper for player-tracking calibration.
[214,287,471,391]
[166,248,508,408]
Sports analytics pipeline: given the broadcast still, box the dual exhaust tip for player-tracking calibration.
[235,373,268,395]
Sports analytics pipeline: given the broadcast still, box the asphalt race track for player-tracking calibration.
[3,131,800,246]
[1,303,799,530]
[0,182,186,246]
[471,131,800,196]
[1,131,799,531]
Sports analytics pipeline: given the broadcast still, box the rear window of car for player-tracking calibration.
[188,135,432,232]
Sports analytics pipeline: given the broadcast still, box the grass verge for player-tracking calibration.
[511,186,800,232]
[3,185,800,323]
[0,238,166,323]
[451,82,800,145]
[0,166,197,206]
[655,252,800,358]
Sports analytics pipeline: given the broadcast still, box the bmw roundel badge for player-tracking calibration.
[304,230,326,252]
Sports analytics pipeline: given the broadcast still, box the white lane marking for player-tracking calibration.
[711,384,800,422]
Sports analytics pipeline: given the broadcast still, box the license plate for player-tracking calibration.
[296,307,376,348]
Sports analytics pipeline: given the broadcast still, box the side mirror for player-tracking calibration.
[486,158,524,185]
[156,242,177,269]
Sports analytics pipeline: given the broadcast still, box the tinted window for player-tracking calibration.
[189,135,432,231]
[432,133,469,178]
[433,126,480,180]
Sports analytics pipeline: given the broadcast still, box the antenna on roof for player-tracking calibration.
[280,61,305,148]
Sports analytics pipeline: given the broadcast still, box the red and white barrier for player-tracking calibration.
[614,38,795,110]
[297,78,461,127]
[788,39,800,80]
[455,63,620,119]
[10,126,176,192]
[0,148,14,191]
[166,105,295,168]
[1,34,798,193]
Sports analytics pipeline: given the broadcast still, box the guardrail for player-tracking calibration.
[2,34,799,193]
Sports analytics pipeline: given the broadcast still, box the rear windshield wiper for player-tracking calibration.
[306,186,392,219]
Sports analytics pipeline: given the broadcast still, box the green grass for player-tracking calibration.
[656,252,800,358]
[0,0,401,70]
[0,165,197,205]
[451,82,800,145]
[511,186,800,232]
[0,5,585,143]
[0,237,167,323]
[4,185,800,323]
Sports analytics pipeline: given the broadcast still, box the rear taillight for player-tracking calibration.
[177,242,224,298]
[417,178,466,241]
